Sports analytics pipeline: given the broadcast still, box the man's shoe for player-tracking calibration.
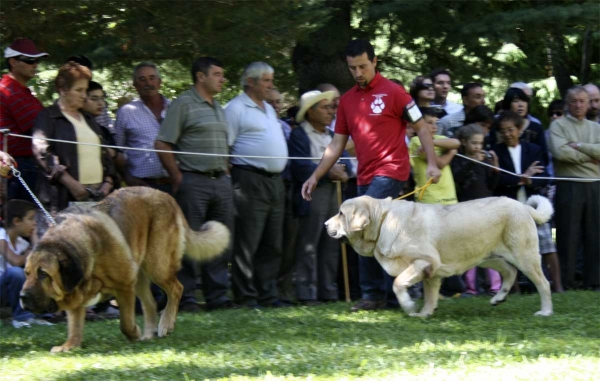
[179,302,201,313]
[269,300,294,308]
[299,300,323,306]
[206,300,239,311]
[350,299,386,312]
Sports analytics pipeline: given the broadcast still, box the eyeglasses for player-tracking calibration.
[88,96,106,103]
[499,127,518,135]
[419,83,434,90]
[15,56,41,65]
[551,111,563,117]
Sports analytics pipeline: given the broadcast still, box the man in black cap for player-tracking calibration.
[0,38,49,201]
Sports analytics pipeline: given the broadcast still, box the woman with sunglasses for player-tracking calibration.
[32,61,116,213]
[409,75,436,107]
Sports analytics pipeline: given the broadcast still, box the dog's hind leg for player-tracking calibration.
[153,275,183,338]
[392,259,431,314]
[515,257,553,316]
[413,276,442,317]
[478,258,517,306]
[113,288,141,341]
[135,271,158,340]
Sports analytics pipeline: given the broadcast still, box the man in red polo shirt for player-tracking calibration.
[302,39,441,312]
[1,38,48,201]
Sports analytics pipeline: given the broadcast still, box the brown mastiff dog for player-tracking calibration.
[20,187,230,352]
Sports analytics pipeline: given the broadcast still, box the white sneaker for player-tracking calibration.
[12,318,54,328]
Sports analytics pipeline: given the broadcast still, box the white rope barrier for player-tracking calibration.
[6,132,600,183]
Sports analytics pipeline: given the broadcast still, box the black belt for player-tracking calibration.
[142,177,171,185]
[234,165,281,179]
[182,170,225,179]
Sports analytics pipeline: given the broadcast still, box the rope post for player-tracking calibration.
[335,180,351,303]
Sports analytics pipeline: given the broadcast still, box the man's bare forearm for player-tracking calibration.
[154,140,181,179]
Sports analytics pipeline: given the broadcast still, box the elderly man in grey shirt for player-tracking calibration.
[155,57,234,312]
[225,61,290,308]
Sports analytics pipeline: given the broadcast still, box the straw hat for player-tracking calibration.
[296,90,336,123]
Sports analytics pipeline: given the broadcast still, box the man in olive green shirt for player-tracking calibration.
[155,57,234,311]
[548,85,600,290]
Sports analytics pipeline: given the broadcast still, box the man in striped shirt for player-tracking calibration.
[0,38,48,201]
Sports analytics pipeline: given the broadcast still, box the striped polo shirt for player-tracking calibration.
[157,86,229,172]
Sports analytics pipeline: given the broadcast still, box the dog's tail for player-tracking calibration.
[184,221,230,262]
[525,195,554,225]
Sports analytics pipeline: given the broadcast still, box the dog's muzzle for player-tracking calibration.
[20,289,59,314]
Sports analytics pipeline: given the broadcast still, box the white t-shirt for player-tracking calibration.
[0,227,29,277]
[507,145,527,203]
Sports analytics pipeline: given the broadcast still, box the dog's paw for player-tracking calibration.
[50,343,79,353]
[140,332,156,341]
[409,311,431,318]
[534,310,553,317]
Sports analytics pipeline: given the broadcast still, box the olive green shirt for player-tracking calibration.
[157,86,228,172]
[548,115,600,179]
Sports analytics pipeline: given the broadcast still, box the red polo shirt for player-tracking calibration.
[335,72,412,185]
[0,74,44,157]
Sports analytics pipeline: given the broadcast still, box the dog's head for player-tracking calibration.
[325,196,390,243]
[20,240,84,314]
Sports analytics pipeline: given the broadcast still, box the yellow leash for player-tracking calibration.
[395,177,434,201]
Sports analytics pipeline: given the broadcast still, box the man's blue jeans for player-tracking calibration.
[0,267,34,321]
[356,176,404,302]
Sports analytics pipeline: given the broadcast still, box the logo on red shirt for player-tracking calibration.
[371,94,387,115]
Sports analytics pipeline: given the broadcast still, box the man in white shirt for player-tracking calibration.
[224,62,291,308]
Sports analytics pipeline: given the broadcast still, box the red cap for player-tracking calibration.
[4,38,49,58]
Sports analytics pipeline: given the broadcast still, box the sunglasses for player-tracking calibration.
[15,56,41,65]
[418,83,434,90]
[551,111,563,117]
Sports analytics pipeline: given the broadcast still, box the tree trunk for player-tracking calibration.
[292,1,355,96]
[549,31,574,98]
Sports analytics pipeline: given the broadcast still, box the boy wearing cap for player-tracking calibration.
[1,38,48,201]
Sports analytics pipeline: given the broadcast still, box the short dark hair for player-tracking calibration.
[502,87,529,111]
[191,57,223,84]
[66,55,93,70]
[87,80,103,93]
[461,82,483,98]
[345,39,375,61]
[419,107,440,119]
[464,105,494,125]
[496,110,524,130]
[429,68,451,83]
[547,99,565,117]
[6,199,36,228]
[287,105,299,119]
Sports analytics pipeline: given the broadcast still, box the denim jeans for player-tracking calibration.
[356,176,404,301]
[0,267,34,321]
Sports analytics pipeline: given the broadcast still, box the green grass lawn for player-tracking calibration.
[1,291,599,381]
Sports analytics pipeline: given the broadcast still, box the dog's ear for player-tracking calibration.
[37,241,85,293]
[347,206,370,232]
[57,242,84,293]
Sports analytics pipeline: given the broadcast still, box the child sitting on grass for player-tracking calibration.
[0,200,53,328]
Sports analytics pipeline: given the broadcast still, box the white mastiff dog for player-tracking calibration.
[325,195,553,317]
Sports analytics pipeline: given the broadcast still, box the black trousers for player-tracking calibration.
[555,181,599,289]
[175,172,234,307]
[231,167,284,305]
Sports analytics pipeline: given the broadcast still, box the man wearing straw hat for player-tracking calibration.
[1,38,48,201]
[289,90,353,305]
[302,39,441,312]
